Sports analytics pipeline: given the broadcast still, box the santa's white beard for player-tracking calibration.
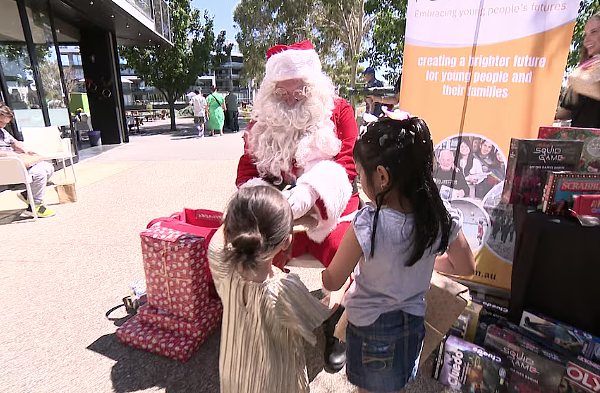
[247,85,341,184]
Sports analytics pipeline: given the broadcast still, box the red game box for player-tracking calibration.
[573,194,600,218]
[560,361,600,393]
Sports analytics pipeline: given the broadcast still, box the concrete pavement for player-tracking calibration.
[0,120,451,393]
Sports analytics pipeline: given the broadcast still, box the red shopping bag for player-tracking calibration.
[147,208,223,243]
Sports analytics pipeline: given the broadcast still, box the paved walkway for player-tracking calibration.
[0,122,449,393]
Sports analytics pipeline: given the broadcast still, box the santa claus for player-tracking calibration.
[236,40,359,372]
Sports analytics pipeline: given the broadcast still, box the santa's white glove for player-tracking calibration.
[284,184,319,220]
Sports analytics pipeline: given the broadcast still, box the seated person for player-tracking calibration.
[434,149,470,199]
[0,102,55,217]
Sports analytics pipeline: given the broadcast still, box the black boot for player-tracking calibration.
[322,305,346,373]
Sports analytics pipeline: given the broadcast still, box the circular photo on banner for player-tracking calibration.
[434,134,507,202]
[482,182,515,264]
[449,199,490,253]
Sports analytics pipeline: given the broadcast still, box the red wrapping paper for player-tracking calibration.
[116,316,203,362]
[137,299,222,340]
[141,225,213,320]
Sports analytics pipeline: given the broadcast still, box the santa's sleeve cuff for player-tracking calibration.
[297,160,352,242]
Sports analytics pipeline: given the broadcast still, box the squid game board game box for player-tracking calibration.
[520,311,600,364]
[484,325,567,393]
[502,139,584,206]
[433,335,508,393]
[538,126,600,173]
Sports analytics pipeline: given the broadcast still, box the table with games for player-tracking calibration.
[510,209,600,336]
[432,126,600,393]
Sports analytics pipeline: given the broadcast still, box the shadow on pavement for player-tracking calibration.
[87,286,328,392]
[0,209,36,225]
[87,331,221,393]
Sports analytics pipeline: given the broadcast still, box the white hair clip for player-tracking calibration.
[382,108,412,121]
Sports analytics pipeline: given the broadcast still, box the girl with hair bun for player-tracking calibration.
[208,185,331,393]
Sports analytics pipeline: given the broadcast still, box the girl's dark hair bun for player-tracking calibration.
[230,232,263,269]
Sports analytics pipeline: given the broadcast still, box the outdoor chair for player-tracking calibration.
[20,126,77,183]
[0,157,37,219]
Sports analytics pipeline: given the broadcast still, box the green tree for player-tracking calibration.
[316,0,375,94]
[233,0,315,89]
[364,0,408,82]
[568,0,600,69]
[234,0,372,96]
[119,0,228,130]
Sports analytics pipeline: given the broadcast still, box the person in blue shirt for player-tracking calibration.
[363,67,384,117]
[322,114,476,393]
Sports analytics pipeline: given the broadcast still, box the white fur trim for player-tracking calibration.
[339,211,357,223]
[239,178,271,188]
[264,49,322,84]
[296,160,352,242]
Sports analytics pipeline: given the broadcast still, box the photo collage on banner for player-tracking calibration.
[401,0,580,289]
[433,134,511,260]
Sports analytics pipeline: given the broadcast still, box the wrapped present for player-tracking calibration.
[141,224,213,320]
[116,315,203,362]
[137,299,222,341]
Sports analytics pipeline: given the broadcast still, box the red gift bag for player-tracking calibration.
[147,208,223,243]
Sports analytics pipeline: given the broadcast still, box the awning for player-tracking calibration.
[77,77,133,84]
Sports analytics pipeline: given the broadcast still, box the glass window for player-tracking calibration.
[72,55,81,66]
[0,0,45,127]
[25,0,70,126]
[60,54,69,66]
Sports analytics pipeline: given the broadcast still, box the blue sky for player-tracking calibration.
[189,0,392,84]
[191,0,240,42]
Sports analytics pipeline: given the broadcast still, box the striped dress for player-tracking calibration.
[208,236,330,393]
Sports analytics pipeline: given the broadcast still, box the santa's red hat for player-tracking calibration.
[264,40,322,83]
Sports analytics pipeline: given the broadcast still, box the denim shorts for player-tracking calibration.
[346,309,426,393]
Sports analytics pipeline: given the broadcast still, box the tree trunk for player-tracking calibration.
[168,97,176,131]
[350,59,358,112]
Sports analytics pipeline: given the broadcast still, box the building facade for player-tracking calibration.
[198,42,251,104]
[0,0,172,152]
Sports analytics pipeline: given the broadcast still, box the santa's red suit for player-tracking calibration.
[236,42,359,267]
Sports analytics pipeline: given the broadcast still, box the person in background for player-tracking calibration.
[362,67,384,117]
[208,185,332,393]
[225,91,239,132]
[434,149,470,198]
[475,140,502,199]
[190,90,208,138]
[206,86,225,137]
[556,13,600,128]
[366,73,402,112]
[456,138,483,198]
[322,116,475,393]
[0,102,55,217]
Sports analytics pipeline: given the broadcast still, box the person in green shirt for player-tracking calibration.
[206,86,225,137]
